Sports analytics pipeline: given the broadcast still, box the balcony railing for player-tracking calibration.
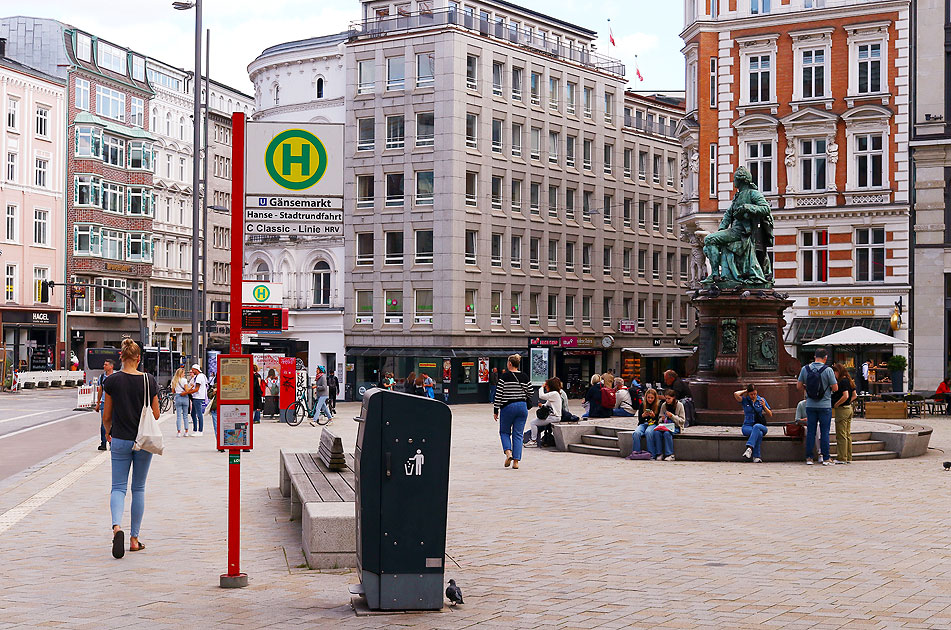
[349,9,625,77]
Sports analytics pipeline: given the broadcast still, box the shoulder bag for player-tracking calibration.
[134,373,164,455]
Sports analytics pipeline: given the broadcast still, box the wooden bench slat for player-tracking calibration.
[304,463,344,502]
[289,473,321,503]
[282,452,306,474]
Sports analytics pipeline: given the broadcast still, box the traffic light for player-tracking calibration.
[40,280,53,303]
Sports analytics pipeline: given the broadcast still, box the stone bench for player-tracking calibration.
[279,441,356,570]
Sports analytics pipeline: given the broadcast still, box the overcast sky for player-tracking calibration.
[0,0,685,98]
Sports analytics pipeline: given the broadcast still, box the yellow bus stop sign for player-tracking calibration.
[264,129,328,191]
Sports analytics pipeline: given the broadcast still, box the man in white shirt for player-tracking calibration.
[185,363,209,436]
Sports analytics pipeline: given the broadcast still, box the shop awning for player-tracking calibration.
[804,325,908,347]
[622,347,695,357]
[785,317,892,345]
[346,347,524,358]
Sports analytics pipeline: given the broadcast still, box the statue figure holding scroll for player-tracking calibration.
[701,167,774,288]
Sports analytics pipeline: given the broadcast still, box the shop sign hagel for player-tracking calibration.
[244,122,343,235]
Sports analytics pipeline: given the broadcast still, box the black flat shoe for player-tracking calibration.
[112,530,125,559]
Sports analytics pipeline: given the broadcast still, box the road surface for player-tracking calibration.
[0,388,100,483]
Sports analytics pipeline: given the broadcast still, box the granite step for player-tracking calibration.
[567,443,622,457]
[851,450,898,461]
[581,434,619,449]
[830,440,886,454]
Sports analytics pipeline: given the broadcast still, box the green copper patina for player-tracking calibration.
[702,167,774,288]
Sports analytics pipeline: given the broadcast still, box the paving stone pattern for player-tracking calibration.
[1,403,951,629]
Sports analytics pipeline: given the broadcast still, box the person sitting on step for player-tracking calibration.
[735,384,772,463]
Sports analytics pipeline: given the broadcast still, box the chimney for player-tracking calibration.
[0,38,6,58]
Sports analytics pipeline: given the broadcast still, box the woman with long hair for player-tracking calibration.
[832,363,857,464]
[628,387,660,458]
[102,338,160,558]
[492,354,532,469]
[414,373,426,396]
[171,367,190,437]
[527,377,563,446]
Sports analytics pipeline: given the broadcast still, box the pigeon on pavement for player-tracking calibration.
[446,579,464,605]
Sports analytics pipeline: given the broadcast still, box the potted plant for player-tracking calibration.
[887,355,907,392]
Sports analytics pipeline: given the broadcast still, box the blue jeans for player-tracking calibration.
[100,412,106,445]
[613,408,635,417]
[110,438,153,537]
[253,409,261,424]
[499,401,528,461]
[174,394,190,432]
[211,407,218,435]
[489,385,496,403]
[632,424,650,453]
[805,407,832,461]
[647,426,674,457]
[190,398,205,432]
[742,423,768,459]
[313,395,332,419]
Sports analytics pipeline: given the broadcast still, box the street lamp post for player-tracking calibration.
[173,0,202,368]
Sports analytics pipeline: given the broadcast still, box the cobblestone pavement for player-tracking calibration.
[1,403,951,629]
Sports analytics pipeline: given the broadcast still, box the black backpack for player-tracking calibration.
[805,364,830,401]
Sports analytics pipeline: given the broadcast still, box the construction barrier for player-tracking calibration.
[76,384,97,410]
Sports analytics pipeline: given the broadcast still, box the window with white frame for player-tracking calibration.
[581,295,591,326]
[583,86,592,118]
[33,266,49,303]
[417,53,435,87]
[415,230,434,264]
[355,290,373,324]
[530,182,541,215]
[855,227,885,282]
[35,107,49,138]
[96,86,125,121]
[747,141,773,192]
[751,0,770,14]
[76,33,91,61]
[709,144,717,197]
[386,56,405,90]
[530,127,541,160]
[357,175,374,208]
[385,231,404,265]
[465,172,477,206]
[512,67,522,100]
[32,209,49,246]
[384,290,403,324]
[5,204,17,242]
[565,188,575,221]
[492,62,503,96]
[130,97,144,127]
[511,179,522,210]
[492,177,503,210]
[357,60,375,94]
[103,135,124,167]
[75,78,90,111]
[800,138,827,191]
[6,98,17,130]
[491,233,503,267]
[466,114,478,149]
[548,186,558,219]
[604,144,613,174]
[34,159,48,188]
[857,43,882,94]
[510,235,522,269]
[128,141,152,170]
[386,173,404,207]
[416,170,434,205]
[102,182,124,214]
[549,77,559,110]
[386,115,405,149]
[356,233,373,265]
[510,122,523,157]
[566,82,576,114]
[802,49,826,99]
[801,229,828,283]
[710,57,717,107]
[102,229,125,260]
[855,133,884,189]
[491,291,503,326]
[127,233,152,262]
[6,152,15,181]
[493,119,504,153]
[549,131,560,163]
[529,237,540,270]
[465,230,478,265]
[97,41,126,74]
[415,289,433,324]
[804,0,825,6]
[582,139,592,170]
[466,55,478,90]
[530,72,541,105]
[416,112,434,146]
[748,55,771,103]
[128,187,152,216]
[132,56,145,82]
[465,289,477,325]
[529,292,540,326]
[566,136,576,167]
[357,118,374,151]
[565,241,575,272]
[4,263,15,301]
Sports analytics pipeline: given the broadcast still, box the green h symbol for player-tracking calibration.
[282,142,310,176]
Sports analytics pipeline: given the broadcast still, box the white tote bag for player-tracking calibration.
[134,373,164,455]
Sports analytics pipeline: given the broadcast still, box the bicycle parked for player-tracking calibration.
[158,385,173,414]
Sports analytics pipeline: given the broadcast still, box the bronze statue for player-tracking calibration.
[701,167,773,288]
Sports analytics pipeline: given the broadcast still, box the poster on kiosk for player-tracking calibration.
[216,355,254,451]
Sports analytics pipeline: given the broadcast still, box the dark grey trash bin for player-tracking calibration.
[353,388,452,610]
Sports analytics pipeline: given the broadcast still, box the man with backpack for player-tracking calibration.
[796,348,839,466]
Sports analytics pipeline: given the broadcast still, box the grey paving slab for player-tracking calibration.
[2,405,951,628]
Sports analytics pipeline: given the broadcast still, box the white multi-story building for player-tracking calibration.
[246,33,348,384]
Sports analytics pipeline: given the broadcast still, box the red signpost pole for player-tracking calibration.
[221,112,248,589]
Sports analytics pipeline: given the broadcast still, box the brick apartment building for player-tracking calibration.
[678,0,910,369]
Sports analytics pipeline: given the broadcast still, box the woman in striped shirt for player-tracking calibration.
[493,354,533,469]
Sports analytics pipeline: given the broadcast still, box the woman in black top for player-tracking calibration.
[832,363,857,464]
[492,354,533,469]
[102,338,160,559]
[583,374,608,418]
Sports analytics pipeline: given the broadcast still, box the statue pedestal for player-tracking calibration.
[686,290,801,426]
